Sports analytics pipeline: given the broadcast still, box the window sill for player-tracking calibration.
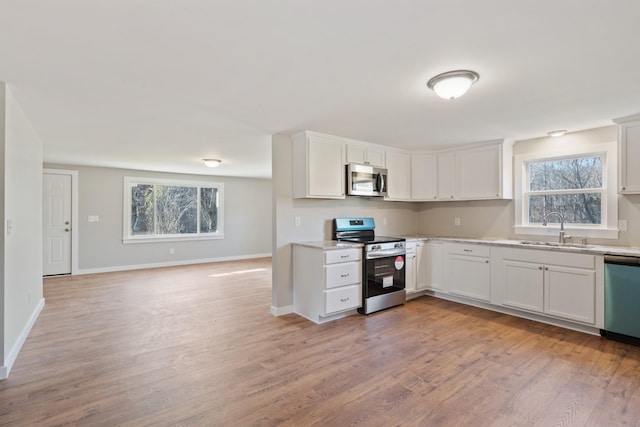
[123,234,224,244]
[514,226,619,240]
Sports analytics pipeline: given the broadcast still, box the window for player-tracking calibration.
[124,177,224,243]
[526,155,603,224]
[514,140,618,239]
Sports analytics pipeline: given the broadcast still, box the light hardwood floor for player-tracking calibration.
[2,257,640,426]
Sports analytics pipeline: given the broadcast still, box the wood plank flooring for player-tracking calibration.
[2,257,640,426]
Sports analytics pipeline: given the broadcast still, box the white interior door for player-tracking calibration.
[43,173,72,275]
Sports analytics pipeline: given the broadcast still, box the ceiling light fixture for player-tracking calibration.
[203,159,222,168]
[547,130,567,137]
[427,70,480,100]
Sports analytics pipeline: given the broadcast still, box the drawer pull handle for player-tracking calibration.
[463,249,473,252]
[340,255,350,258]
[340,297,350,302]
[340,273,350,278]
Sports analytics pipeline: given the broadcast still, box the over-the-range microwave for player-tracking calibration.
[346,163,388,197]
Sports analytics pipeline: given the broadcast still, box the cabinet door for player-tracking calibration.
[437,152,455,200]
[346,144,366,165]
[545,265,596,324]
[366,147,386,167]
[411,154,438,200]
[449,254,491,301]
[405,252,416,293]
[417,241,444,291]
[307,135,345,198]
[385,150,412,200]
[619,122,640,193]
[456,144,501,199]
[502,260,544,312]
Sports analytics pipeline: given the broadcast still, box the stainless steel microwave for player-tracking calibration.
[346,163,388,197]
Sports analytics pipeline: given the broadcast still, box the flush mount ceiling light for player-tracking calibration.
[203,159,222,168]
[548,130,567,137]
[427,70,480,100]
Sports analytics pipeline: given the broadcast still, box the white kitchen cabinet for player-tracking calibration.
[405,240,418,297]
[418,241,444,291]
[292,131,345,199]
[455,141,513,200]
[385,149,412,201]
[614,115,640,193]
[411,154,438,201]
[346,144,386,167]
[497,247,598,325]
[437,152,455,200]
[446,244,491,301]
[293,245,362,323]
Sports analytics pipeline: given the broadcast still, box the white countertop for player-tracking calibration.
[296,236,640,257]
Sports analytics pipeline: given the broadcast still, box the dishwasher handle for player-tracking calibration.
[605,255,640,266]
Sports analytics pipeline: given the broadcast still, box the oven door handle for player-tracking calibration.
[366,250,406,259]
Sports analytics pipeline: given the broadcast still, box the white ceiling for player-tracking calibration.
[2,1,640,179]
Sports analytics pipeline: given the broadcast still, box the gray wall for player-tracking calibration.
[272,133,418,312]
[2,84,44,375]
[44,164,272,272]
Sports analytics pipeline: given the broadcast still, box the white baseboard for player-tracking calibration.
[1,297,45,380]
[271,305,293,316]
[76,253,272,275]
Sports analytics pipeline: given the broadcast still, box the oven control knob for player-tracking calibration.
[394,243,404,249]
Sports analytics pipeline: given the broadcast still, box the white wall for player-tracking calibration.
[272,134,418,313]
[2,84,44,378]
[418,125,640,247]
[44,164,272,273]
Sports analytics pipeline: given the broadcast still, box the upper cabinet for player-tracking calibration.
[385,149,412,200]
[346,144,386,167]
[411,154,437,201]
[291,130,513,202]
[292,131,345,199]
[436,151,455,200]
[614,114,640,194]
[455,141,513,200]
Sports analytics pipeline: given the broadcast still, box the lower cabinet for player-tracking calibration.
[405,240,418,296]
[498,248,598,325]
[293,245,362,323]
[417,241,444,291]
[446,243,491,301]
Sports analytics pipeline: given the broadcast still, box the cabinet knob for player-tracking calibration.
[545,267,549,271]
[622,186,626,190]
[539,266,543,270]
[450,195,454,199]
[485,260,489,264]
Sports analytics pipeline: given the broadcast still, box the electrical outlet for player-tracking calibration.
[454,217,461,226]
[619,219,628,231]
[27,291,31,304]
[294,216,301,227]
[383,217,388,226]
[169,248,175,254]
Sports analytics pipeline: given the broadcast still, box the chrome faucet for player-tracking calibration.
[542,211,566,243]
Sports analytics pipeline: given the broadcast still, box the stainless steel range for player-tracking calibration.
[333,217,406,314]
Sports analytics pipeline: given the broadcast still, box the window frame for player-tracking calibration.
[123,176,224,244]
[514,140,618,239]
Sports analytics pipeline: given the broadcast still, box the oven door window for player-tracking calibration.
[365,255,406,297]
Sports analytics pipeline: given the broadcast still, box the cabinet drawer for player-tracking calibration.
[324,248,361,264]
[325,285,360,314]
[447,244,491,257]
[325,262,361,289]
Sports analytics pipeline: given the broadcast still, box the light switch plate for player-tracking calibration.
[619,219,628,231]
[88,215,100,222]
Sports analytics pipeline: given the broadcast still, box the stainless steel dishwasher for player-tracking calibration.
[601,255,640,346]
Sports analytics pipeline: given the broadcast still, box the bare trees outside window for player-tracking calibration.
[526,155,603,225]
[127,178,223,240]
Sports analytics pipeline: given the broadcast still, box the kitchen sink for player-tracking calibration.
[518,240,590,249]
